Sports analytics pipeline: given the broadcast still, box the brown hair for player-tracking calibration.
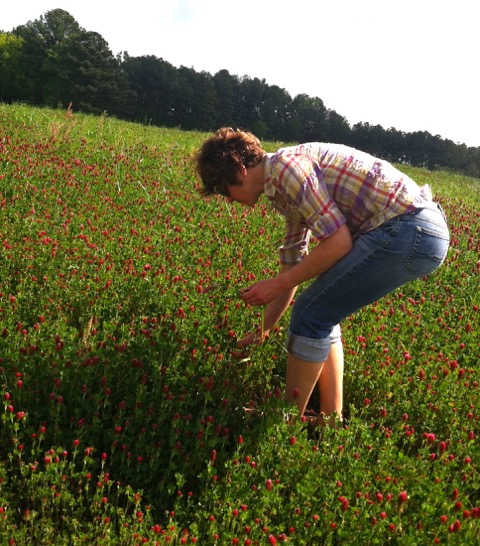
[195,127,265,196]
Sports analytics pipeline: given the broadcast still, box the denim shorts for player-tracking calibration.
[287,202,450,362]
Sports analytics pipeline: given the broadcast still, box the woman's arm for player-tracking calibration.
[236,264,296,349]
[240,224,353,307]
[280,224,352,290]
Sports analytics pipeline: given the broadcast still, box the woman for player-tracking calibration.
[195,127,450,426]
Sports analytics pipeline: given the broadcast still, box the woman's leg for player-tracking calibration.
[285,353,323,416]
[285,340,344,425]
[317,340,344,427]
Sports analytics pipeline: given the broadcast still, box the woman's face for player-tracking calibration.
[223,163,264,207]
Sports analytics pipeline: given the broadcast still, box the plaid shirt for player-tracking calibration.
[264,143,433,265]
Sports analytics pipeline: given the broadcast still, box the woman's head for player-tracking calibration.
[195,127,265,197]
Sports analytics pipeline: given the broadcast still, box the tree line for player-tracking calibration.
[1,9,479,178]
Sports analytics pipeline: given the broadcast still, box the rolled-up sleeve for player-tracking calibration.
[279,219,311,265]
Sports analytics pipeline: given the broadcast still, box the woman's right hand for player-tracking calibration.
[231,326,267,359]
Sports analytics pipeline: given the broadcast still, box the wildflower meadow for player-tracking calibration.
[0,104,479,545]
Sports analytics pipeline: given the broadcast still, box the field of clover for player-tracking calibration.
[0,104,479,545]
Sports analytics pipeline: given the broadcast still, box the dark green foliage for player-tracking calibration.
[3,9,134,117]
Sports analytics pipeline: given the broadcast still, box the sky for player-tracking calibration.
[2,0,479,147]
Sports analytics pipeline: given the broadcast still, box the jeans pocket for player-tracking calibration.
[403,225,450,277]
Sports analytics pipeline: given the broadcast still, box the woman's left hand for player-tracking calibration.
[239,277,284,306]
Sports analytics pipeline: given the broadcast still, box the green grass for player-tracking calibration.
[0,103,479,545]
